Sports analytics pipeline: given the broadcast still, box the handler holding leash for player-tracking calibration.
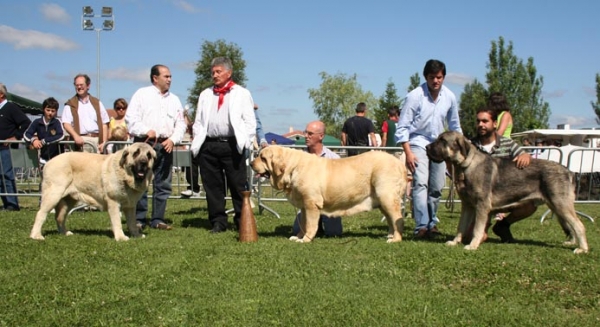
[126,64,186,231]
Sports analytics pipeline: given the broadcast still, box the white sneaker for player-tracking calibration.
[181,190,193,197]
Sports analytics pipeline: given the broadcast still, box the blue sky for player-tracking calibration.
[2,0,600,135]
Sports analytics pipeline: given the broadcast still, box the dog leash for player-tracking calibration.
[445,164,456,213]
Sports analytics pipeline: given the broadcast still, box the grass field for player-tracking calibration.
[1,196,599,326]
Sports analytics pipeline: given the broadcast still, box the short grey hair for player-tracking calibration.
[211,57,233,71]
[0,83,7,97]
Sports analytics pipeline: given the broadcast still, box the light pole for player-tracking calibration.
[81,6,114,100]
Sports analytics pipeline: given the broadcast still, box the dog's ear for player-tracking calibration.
[456,134,470,158]
[119,148,129,168]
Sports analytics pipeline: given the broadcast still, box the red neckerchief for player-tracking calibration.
[213,80,236,110]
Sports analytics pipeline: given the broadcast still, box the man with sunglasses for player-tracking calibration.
[292,121,343,237]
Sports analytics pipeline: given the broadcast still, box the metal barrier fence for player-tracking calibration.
[2,140,599,217]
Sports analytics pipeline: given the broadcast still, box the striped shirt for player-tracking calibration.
[471,134,525,159]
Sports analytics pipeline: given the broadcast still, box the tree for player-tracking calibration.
[408,72,421,93]
[458,79,487,138]
[374,79,401,133]
[307,72,377,137]
[187,39,247,114]
[459,36,550,136]
[591,73,600,124]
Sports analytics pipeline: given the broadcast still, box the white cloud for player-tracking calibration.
[172,0,201,13]
[0,25,79,51]
[550,114,592,128]
[40,3,70,24]
[8,83,49,103]
[104,67,148,82]
[445,73,475,87]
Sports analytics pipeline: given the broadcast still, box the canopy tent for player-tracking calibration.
[6,92,43,115]
[294,134,342,147]
[265,132,295,145]
[511,129,600,147]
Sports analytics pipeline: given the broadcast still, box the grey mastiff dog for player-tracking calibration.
[426,131,588,254]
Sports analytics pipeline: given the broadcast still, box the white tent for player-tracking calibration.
[511,129,600,147]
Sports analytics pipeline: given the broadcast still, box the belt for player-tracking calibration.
[205,136,234,142]
[134,136,168,143]
[80,133,99,137]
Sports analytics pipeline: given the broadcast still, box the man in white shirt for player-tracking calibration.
[126,64,186,230]
[62,74,110,153]
[190,57,256,233]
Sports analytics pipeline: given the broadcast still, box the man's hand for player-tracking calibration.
[405,148,418,173]
[513,153,531,169]
[74,135,84,146]
[162,138,174,153]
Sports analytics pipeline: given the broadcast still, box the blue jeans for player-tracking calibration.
[410,145,445,233]
[292,212,343,237]
[0,148,19,210]
[136,143,172,227]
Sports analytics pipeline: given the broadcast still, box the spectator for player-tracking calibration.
[395,59,462,238]
[254,104,268,149]
[126,64,186,230]
[341,102,377,156]
[181,109,200,197]
[24,97,65,166]
[62,74,110,153]
[488,92,513,138]
[292,121,342,237]
[108,98,128,141]
[381,105,400,147]
[190,57,256,233]
[0,83,31,211]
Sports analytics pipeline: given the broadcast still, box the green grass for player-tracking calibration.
[1,197,600,326]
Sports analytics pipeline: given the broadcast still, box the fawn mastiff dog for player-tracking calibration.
[30,143,156,241]
[251,145,407,243]
[426,131,588,254]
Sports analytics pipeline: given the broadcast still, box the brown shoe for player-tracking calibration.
[429,226,442,237]
[153,222,173,230]
[414,228,428,239]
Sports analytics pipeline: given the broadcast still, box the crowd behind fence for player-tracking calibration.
[2,140,600,217]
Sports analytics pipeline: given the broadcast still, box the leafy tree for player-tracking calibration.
[308,72,377,137]
[187,39,247,115]
[458,79,487,138]
[591,73,600,124]
[460,36,550,136]
[408,72,421,93]
[374,79,401,133]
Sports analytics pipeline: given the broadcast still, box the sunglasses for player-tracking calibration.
[115,106,126,110]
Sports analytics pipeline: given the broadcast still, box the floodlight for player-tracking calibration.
[102,20,114,31]
[82,19,94,30]
[101,7,113,17]
[82,6,94,17]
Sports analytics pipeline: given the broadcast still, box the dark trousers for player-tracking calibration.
[184,157,200,193]
[135,141,173,227]
[0,147,19,210]
[198,138,247,229]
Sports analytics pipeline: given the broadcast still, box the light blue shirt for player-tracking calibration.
[395,83,462,149]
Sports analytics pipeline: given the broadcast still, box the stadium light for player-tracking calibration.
[81,6,115,99]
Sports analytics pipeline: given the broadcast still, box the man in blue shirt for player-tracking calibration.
[395,59,462,238]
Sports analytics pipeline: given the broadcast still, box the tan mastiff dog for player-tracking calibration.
[251,145,407,243]
[426,131,588,254]
[30,143,156,241]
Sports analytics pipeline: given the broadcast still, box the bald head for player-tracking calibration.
[306,121,325,135]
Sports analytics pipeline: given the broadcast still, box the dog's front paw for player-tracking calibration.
[446,240,458,246]
[573,248,588,254]
[65,231,73,236]
[30,234,45,241]
[289,236,299,241]
[464,244,479,251]
[115,235,130,241]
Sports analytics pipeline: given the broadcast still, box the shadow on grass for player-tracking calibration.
[181,217,212,230]
[42,229,115,239]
